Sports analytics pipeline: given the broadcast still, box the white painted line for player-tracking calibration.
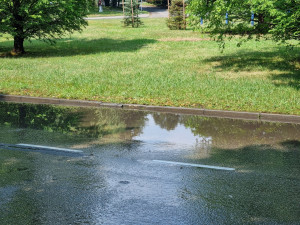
[17,144,83,153]
[152,160,235,171]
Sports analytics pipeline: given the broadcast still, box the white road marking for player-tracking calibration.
[17,144,83,153]
[152,160,235,171]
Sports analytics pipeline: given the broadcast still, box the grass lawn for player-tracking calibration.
[0,18,299,115]
[87,6,124,17]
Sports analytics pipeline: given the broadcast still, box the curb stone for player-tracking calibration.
[0,94,299,124]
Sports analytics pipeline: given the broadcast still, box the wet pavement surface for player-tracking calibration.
[0,102,299,224]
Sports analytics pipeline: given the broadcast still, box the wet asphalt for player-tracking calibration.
[0,103,299,224]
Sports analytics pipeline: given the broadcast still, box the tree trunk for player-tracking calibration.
[168,0,170,19]
[257,13,266,33]
[131,0,134,27]
[183,0,186,29]
[104,0,110,6]
[258,14,264,24]
[112,0,117,7]
[18,105,27,128]
[12,0,25,54]
[12,35,25,55]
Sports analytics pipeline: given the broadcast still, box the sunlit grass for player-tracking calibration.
[0,18,299,115]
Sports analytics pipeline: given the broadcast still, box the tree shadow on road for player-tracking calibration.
[0,38,157,58]
[185,140,300,223]
[203,48,300,90]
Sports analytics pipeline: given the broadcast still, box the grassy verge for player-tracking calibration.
[88,6,124,17]
[140,2,156,6]
[0,18,299,115]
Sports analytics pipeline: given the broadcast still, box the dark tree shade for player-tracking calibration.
[0,0,88,54]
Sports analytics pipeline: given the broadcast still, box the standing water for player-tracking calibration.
[0,102,299,224]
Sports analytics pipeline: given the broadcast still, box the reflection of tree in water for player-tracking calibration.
[0,102,83,134]
[0,148,112,225]
[193,140,300,173]
[75,107,146,140]
[152,113,182,131]
[0,147,40,224]
[183,116,300,149]
[0,187,40,224]
[0,102,147,143]
[150,109,300,223]
[0,102,130,224]
[180,141,300,223]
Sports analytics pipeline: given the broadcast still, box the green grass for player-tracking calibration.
[88,6,124,17]
[140,2,156,6]
[0,18,299,115]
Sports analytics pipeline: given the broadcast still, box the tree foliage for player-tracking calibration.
[167,0,186,30]
[187,0,300,46]
[0,0,88,54]
[123,0,143,27]
[0,102,147,139]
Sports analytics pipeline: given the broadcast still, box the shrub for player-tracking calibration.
[167,0,186,30]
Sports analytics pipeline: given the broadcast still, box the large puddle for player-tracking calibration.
[0,102,299,224]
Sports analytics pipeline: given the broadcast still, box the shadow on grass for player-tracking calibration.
[204,48,300,90]
[0,37,157,58]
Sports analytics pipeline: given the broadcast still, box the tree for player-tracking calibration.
[123,0,143,27]
[167,0,187,30]
[187,0,300,46]
[0,0,88,55]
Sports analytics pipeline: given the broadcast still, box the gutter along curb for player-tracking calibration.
[0,94,299,124]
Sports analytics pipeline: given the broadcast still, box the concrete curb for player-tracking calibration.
[0,94,299,124]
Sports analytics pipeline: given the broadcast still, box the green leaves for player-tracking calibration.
[0,0,89,52]
[123,0,143,28]
[167,0,186,30]
[187,0,300,46]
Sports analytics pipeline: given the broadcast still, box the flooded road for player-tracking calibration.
[0,102,299,224]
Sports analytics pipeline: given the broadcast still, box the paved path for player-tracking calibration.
[85,6,168,20]
[142,6,168,18]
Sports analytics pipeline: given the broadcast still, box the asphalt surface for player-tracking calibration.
[0,103,300,224]
[142,6,168,18]
[85,6,168,20]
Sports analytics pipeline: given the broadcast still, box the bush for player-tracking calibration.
[167,0,186,30]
